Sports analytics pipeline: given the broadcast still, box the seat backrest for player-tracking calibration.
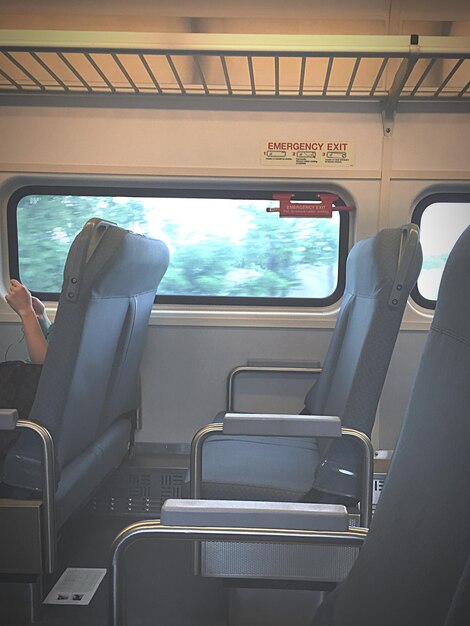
[306,224,422,501]
[313,225,470,626]
[3,218,169,491]
[444,549,470,626]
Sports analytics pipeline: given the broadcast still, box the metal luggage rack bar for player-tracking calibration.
[0,32,469,110]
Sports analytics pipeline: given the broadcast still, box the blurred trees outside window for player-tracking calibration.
[16,194,341,300]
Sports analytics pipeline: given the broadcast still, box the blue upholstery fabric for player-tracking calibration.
[2,220,169,528]
[312,225,470,626]
[55,417,131,527]
[310,226,422,499]
[199,226,422,502]
[444,549,470,626]
[201,435,321,501]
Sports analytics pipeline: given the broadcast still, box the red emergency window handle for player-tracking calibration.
[268,193,353,218]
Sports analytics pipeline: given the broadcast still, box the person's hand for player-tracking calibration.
[5,279,34,318]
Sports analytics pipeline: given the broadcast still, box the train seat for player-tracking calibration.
[309,222,470,625]
[444,550,470,626]
[0,218,169,578]
[194,224,422,505]
[111,224,470,626]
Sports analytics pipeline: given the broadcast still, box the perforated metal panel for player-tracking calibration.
[201,541,359,582]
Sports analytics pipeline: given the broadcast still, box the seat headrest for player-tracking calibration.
[346,226,422,299]
[63,222,169,301]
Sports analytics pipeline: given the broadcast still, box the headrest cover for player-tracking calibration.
[346,227,422,299]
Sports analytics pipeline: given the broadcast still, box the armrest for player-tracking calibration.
[0,415,57,573]
[161,498,349,531]
[111,517,368,623]
[0,409,19,430]
[223,412,341,438]
[227,363,322,412]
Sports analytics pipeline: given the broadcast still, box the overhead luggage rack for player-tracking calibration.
[0,31,469,128]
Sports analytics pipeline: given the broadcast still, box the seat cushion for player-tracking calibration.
[199,435,321,501]
[55,416,131,528]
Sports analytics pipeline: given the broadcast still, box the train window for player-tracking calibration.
[8,186,349,307]
[412,193,470,309]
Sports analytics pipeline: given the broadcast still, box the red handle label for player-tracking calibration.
[269,193,353,218]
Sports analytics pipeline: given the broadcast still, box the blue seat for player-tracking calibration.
[0,218,169,576]
[311,223,470,625]
[197,224,422,505]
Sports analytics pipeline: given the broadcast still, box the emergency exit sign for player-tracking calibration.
[261,140,355,167]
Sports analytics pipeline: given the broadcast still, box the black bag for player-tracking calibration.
[0,361,42,458]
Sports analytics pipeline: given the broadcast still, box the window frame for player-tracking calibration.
[411,192,470,310]
[7,184,350,308]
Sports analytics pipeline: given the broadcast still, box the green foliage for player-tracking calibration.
[160,234,238,295]
[17,195,340,299]
[17,195,150,291]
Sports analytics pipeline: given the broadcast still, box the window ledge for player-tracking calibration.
[0,303,432,330]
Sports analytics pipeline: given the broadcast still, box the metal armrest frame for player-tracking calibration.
[110,519,367,626]
[227,364,322,412]
[190,421,373,528]
[0,409,57,573]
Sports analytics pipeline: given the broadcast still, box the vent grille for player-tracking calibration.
[90,466,186,516]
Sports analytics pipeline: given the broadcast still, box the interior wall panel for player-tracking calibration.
[0,106,383,173]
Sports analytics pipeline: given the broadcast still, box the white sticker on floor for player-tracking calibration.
[44,568,107,605]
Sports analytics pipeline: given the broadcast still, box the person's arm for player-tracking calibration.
[5,280,48,364]
[32,295,52,335]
